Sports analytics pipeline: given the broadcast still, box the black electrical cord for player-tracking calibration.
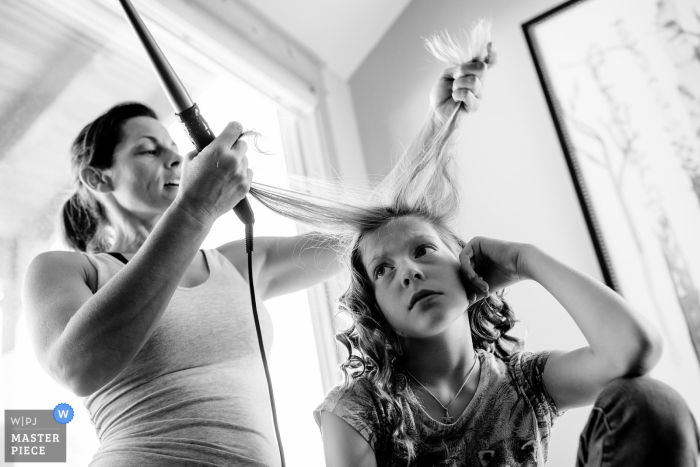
[245,224,286,467]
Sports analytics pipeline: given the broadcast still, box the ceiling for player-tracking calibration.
[0,0,411,240]
[238,0,412,79]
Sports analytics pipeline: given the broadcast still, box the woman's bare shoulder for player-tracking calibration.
[26,250,98,292]
[29,250,92,270]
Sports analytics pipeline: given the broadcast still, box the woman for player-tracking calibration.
[20,29,482,464]
[23,103,338,465]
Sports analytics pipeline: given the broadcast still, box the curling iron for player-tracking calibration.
[118,0,254,227]
[117,1,285,465]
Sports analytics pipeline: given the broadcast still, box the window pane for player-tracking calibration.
[170,74,326,467]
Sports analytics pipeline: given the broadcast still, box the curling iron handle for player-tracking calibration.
[177,104,255,225]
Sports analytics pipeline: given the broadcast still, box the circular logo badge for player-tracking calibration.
[53,403,74,424]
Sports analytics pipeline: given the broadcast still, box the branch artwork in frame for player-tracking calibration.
[523,0,700,408]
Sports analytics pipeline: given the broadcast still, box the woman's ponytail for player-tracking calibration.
[61,187,109,253]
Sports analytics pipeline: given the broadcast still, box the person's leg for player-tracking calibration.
[576,377,700,467]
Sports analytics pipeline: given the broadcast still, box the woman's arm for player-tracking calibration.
[24,205,213,397]
[22,123,251,397]
[520,244,663,411]
[320,412,377,467]
[220,58,496,301]
[218,233,342,301]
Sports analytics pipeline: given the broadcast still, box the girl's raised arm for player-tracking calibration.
[522,245,663,411]
[460,237,663,412]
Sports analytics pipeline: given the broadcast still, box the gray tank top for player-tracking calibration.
[81,249,278,466]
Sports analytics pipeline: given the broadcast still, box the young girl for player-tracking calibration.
[257,25,698,467]
[316,220,699,466]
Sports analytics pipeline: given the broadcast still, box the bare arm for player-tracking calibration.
[22,122,251,397]
[218,232,342,301]
[320,412,377,467]
[460,238,663,412]
[520,245,664,411]
[23,205,212,397]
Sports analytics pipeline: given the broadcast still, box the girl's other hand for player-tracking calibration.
[174,122,253,226]
[430,43,497,124]
[458,236,527,300]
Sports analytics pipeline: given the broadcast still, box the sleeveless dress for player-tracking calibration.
[80,249,279,466]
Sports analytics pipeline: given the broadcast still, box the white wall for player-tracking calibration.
[239,0,412,79]
[349,0,699,465]
[321,68,368,185]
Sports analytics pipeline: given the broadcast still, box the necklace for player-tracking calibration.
[404,356,478,424]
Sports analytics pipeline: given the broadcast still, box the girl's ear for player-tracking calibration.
[79,166,114,194]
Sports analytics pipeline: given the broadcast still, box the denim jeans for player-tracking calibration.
[576,377,700,467]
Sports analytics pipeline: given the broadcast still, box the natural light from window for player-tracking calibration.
[169,74,327,467]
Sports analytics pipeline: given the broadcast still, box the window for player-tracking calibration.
[169,74,327,466]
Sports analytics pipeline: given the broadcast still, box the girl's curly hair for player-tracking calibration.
[240,19,517,461]
[335,213,520,460]
[62,20,507,457]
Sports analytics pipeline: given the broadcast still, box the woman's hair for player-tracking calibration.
[62,102,157,252]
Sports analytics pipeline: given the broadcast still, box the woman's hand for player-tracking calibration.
[430,43,497,125]
[459,236,528,302]
[174,122,253,226]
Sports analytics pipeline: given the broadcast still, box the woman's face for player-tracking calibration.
[360,216,470,339]
[105,116,181,215]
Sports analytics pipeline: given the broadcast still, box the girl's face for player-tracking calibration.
[105,116,181,215]
[361,216,470,338]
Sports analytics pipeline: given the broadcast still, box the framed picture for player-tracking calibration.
[522,0,700,368]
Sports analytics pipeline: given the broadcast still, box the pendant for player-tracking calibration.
[442,410,453,424]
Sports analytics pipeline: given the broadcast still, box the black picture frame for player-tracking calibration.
[522,0,700,365]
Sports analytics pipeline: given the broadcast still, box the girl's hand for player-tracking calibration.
[430,43,497,125]
[459,236,528,302]
[175,121,253,226]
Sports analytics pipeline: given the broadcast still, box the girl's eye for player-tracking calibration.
[373,265,392,280]
[374,266,385,280]
[139,148,158,155]
[416,244,436,257]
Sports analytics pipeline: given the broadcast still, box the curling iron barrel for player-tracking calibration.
[117,0,255,225]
